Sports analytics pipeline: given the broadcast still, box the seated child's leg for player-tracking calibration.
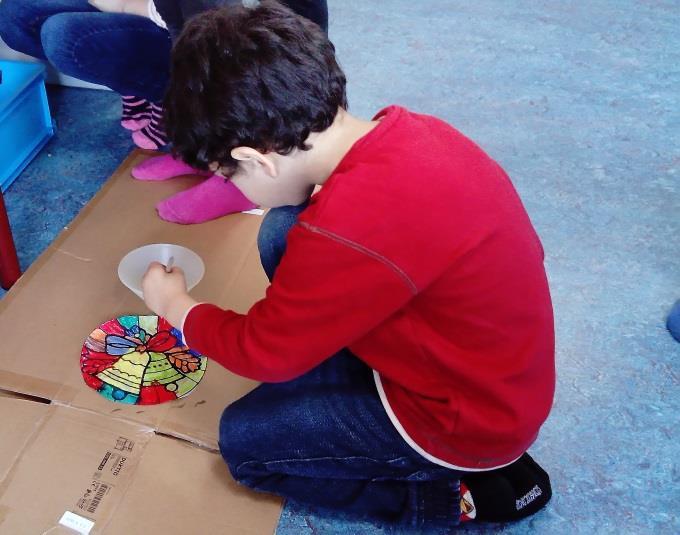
[40,12,171,102]
[0,0,98,60]
[280,0,328,34]
[219,350,463,528]
[257,204,309,281]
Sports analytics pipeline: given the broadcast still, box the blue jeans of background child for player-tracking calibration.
[0,0,172,100]
[0,0,328,102]
[218,205,463,528]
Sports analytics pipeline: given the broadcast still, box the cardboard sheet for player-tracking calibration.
[0,151,282,533]
[0,398,281,534]
[0,150,269,448]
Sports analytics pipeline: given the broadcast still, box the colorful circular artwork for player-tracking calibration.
[80,315,207,405]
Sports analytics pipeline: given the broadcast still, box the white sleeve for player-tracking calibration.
[147,0,167,29]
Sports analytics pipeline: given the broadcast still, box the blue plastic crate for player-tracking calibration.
[0,60,55,192]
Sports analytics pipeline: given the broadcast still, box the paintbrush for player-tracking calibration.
[165,256,175,273]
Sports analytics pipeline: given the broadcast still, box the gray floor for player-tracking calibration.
[2,1,679,533]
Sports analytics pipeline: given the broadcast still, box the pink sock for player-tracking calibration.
[156,175,258,224]
[132,154,212,181]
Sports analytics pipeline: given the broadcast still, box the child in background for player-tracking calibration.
[0,0,171,149]
[85,0,258,221]
[143,1,555,529]
[91,0,328,224]
[89,0,171,151]
[0,0,326,224]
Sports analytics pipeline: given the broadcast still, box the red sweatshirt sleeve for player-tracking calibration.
[183,223,416,382]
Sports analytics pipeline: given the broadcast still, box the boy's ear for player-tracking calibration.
[230,147,278,178]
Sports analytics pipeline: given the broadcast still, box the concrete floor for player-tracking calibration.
[2,1,679,533]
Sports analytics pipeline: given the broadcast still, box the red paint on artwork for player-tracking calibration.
[138,382,178,405]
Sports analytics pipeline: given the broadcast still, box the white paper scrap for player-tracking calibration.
[58,511,95,535]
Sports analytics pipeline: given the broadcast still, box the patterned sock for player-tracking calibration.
[121,96,151,131]
[156,174,258,224]
[459,453,552,523]
[132,102,168,149]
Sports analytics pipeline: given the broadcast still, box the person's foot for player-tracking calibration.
[132,154,212,181]
[459,453,552,523]
[667,300,680,342]
[156,174,258,224]
[121,96,151,131]
[132,102,168,149]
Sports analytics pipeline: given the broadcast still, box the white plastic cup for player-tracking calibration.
[118,244,205,299]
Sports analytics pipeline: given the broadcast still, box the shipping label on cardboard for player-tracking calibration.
[72,434,141,525]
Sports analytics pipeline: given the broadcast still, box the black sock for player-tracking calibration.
[460,453,552,522]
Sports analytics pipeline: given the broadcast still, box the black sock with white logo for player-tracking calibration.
[460,453,552,523]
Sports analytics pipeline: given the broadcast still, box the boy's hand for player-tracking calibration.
[142,262,198,328]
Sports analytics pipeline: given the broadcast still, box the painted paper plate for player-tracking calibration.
[80,315,207,405]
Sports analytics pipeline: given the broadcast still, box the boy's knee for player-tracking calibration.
[258,207,294,252]
[218,403,250,467]
[257,204,307,279]
[218,403,266,486]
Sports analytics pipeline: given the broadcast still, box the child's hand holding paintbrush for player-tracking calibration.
[142,256,198,328]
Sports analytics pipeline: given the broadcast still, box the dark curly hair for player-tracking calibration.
[164,0,347,174]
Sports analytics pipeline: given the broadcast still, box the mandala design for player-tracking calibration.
[80,315,207,405]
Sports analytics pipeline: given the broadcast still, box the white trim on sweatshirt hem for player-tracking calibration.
[148,0,168,28]
[372,370,521,472]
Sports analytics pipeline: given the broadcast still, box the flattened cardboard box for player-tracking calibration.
[0,397,281,534]
[0,151,282,532]
[0,150,270,447]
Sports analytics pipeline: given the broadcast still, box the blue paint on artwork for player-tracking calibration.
[99,383,138,405]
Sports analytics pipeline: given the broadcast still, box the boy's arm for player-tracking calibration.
[181,224,416,382]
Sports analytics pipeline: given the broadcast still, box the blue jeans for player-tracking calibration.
[0,0,171,100]
[219,206,463,528]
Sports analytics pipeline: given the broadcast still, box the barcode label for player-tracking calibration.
[87,483,109,514]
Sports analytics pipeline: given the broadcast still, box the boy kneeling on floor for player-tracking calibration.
[142,0,555,528]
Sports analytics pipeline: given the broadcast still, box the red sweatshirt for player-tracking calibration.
[184,106,555,470]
